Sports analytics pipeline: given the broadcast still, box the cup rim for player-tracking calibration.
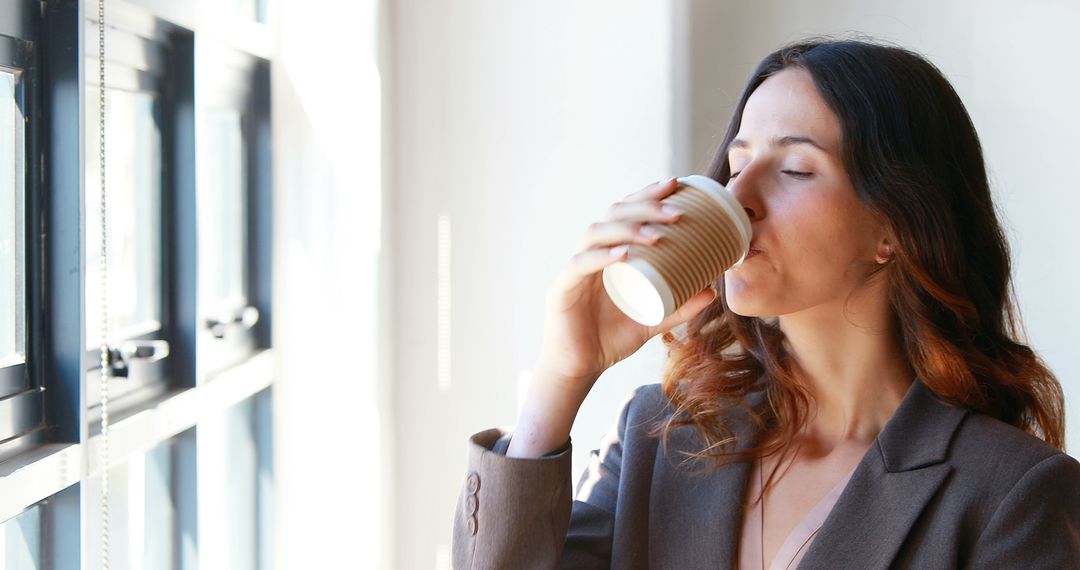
[676,174,752,252]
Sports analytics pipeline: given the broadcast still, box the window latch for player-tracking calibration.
[107,340,171,377]
[205,306,260,339]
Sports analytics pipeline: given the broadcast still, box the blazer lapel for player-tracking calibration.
[648,390,768,568]
[797,379,969,570]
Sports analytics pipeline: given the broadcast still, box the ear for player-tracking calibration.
[875,238,894,265]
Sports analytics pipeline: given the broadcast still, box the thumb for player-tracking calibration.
[649,286,717,336]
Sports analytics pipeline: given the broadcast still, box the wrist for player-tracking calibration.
[531,359,601,401]
[506,365,595,459]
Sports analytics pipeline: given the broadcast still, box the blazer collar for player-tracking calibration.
[647,378,968,569]
[798,378,969,569]
[874,377,968,472]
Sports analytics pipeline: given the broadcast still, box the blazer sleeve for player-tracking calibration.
[966,451,1080,568]
[452,388,640,570]
[451,427,575,570]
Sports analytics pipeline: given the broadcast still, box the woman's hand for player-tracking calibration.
[507,178,718,458]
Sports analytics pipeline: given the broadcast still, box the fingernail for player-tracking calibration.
[661,205,683,217]
[610,245,628,257]
[639,225,661,239]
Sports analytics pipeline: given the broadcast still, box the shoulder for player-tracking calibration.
[619,382,759,416]
[613,382,762,451]
[959,416,1080,564]
[952,411,1066,467]
[621,383,672,417]
[608,383,675,440]
[949,410,1079,496]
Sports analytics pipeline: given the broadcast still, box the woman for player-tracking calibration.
[453,38,1080,569]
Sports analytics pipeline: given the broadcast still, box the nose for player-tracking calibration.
[726,171,763,222]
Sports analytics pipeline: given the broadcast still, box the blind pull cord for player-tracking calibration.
[96,0,111,567]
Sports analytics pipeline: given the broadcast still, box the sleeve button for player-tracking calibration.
[467,515,478,535]
[465,495,478,516]
[466,472,480,494]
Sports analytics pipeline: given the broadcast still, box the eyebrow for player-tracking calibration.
[728,135,829,153]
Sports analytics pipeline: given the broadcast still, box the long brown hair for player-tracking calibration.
[652,39,1066,480]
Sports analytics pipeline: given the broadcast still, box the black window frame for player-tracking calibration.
[1,0,275,565]
[0,0,46,462]
[196,45,271,378]
[80,10,196,415]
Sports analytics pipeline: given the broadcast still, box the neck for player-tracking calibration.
[776,285,914,447]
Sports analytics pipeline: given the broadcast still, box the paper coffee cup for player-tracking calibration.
[602,175,751,326]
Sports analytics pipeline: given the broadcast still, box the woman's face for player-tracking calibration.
[723,67,886,318]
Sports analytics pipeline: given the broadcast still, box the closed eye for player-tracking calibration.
[730,170,812,180]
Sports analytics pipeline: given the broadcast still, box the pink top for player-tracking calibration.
[737,460,858,570]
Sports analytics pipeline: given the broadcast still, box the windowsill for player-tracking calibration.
[0,348,275,521]
[0,443,81,522]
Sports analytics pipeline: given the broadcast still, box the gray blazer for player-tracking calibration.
[452,379,1080,569]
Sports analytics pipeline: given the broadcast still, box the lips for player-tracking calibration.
[746,244,763,258]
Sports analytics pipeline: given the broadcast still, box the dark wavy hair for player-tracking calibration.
[651,38,1066,486]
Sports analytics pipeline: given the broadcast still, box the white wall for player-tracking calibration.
[271,0,388,568]
[387,1,673,568]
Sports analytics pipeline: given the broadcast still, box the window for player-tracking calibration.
[85,430,195,569]
[198,396,260,568]
[0,9,44,462]
[1,1,275,567]
[0,68,25,389]
[201,108,247,320]
[197,47,272,376]
[0,503,40,568]
[83,22,175,408]
[85,88,164,349]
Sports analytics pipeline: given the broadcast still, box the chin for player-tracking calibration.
[727,302,769,318]
[725,279,765,317]
[724,292,770,317]
[724,283,789,319]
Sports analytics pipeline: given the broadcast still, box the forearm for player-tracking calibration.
[507,364,597,458]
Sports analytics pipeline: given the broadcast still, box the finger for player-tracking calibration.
[578,221,664,251]
[557,244,630,287]
[622,177,679,202]
[602,199,684,224]
[647,286,717,336]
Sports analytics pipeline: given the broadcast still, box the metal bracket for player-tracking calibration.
[205,306,260,339]
[106,340,171,378]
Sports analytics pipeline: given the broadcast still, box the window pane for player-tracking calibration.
[86,440,176,569]
[0,504,42,569]
[85,88,163,349]
[198,398,257,570]
[200,109,247,315]
[0,70,26,366]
